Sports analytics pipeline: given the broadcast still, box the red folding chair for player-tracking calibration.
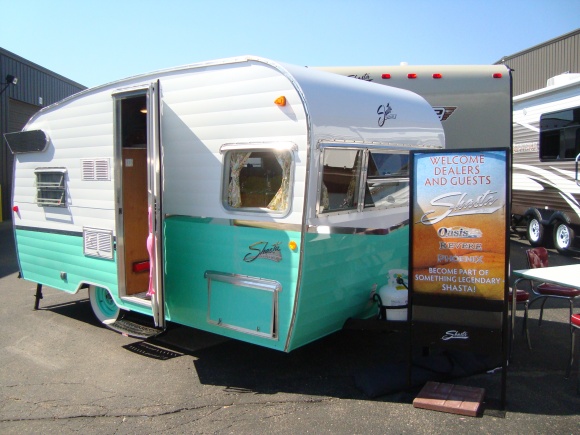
[525,247,580,326]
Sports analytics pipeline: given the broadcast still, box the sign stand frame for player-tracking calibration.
[408,147,511,410]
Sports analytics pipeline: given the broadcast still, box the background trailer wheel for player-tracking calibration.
[526,217,545,247]
[553,221,575,255]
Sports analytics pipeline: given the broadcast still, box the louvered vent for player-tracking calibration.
[83,228,114,259]
[82,159,110,181]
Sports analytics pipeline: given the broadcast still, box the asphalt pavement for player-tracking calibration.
[0,220,579,434]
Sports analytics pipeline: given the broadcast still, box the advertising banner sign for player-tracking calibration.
[409,148,510,355]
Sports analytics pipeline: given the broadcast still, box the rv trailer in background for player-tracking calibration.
[316,64,513,152]
[5,56,444,352]
[510,73,580,254]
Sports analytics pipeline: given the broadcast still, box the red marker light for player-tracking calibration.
[407,73,417,79]
[432,73,443,79]
[381,73,391,79]
[12,205,19,213]
[493,73,503,78]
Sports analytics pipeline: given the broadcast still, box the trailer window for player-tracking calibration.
[539,107,580,161]
[224,149,292,213]
[35,168,67,207]
[364,151,409,209]
[319,149,363,213]
[319,148,409,214]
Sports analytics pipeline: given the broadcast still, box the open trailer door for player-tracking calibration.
[147,80,165,328]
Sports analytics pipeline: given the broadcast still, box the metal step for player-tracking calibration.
[106,318,163,339]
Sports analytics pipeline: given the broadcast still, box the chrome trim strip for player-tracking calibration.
[318,141,442,150]
[306,221,408,235]
[164,213,409,236]
[232,220,302,232]
[284,77,312,352]
[219,141,298,153]
[163,216,303,233]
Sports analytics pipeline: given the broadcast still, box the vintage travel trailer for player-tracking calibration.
[5,56,444,352]
[510,73,580,254]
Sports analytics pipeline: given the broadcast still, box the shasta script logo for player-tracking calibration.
[377,103,397,126]
[441,330,469,341]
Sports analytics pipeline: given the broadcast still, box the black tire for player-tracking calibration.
[526,216,545,247]
[553,221,575,255]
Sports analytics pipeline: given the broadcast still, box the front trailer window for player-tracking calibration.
[35,168,67,207]
[224,149,292,213]
[319,148,409,214]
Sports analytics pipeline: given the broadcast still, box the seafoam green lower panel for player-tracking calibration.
[163,216,300,351]
[15,229,118,295]
[164,216,409,352]
[286,226,409,351]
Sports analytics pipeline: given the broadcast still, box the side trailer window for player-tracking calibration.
[319,149,363,213]
[224,149,292,213]
[319,148,409,214]
[364,151,409,209]
[540,107,580,160]
[35,168,67,207]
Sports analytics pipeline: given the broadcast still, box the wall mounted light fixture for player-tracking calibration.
[0,74,19,95]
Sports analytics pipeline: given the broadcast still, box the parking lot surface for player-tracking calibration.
[1,221,579,434]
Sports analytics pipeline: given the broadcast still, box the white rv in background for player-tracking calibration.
[510,73,580,254]
[316,64,513,152]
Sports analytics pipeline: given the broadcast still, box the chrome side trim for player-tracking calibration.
[233,220,301,232]
[306,221,408,235]
[219,141,298,153]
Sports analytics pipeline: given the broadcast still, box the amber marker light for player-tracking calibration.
[288,240,297,251]
[274,96,287,106]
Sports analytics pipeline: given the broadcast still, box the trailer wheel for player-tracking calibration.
[526,217,544,247]
[89,285,120,325]
[553,222,575,255]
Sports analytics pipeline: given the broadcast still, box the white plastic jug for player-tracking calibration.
[378,269,408,321]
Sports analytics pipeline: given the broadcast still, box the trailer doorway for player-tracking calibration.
[114,93,150,300]
[113,84,165,327]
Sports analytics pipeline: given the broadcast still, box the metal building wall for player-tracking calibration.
[495,29,580,96]
[0,47,86,221]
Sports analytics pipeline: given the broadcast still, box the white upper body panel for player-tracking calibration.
[12,56,443,232]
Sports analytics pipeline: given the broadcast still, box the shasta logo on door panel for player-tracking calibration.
[244,241,282,263]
